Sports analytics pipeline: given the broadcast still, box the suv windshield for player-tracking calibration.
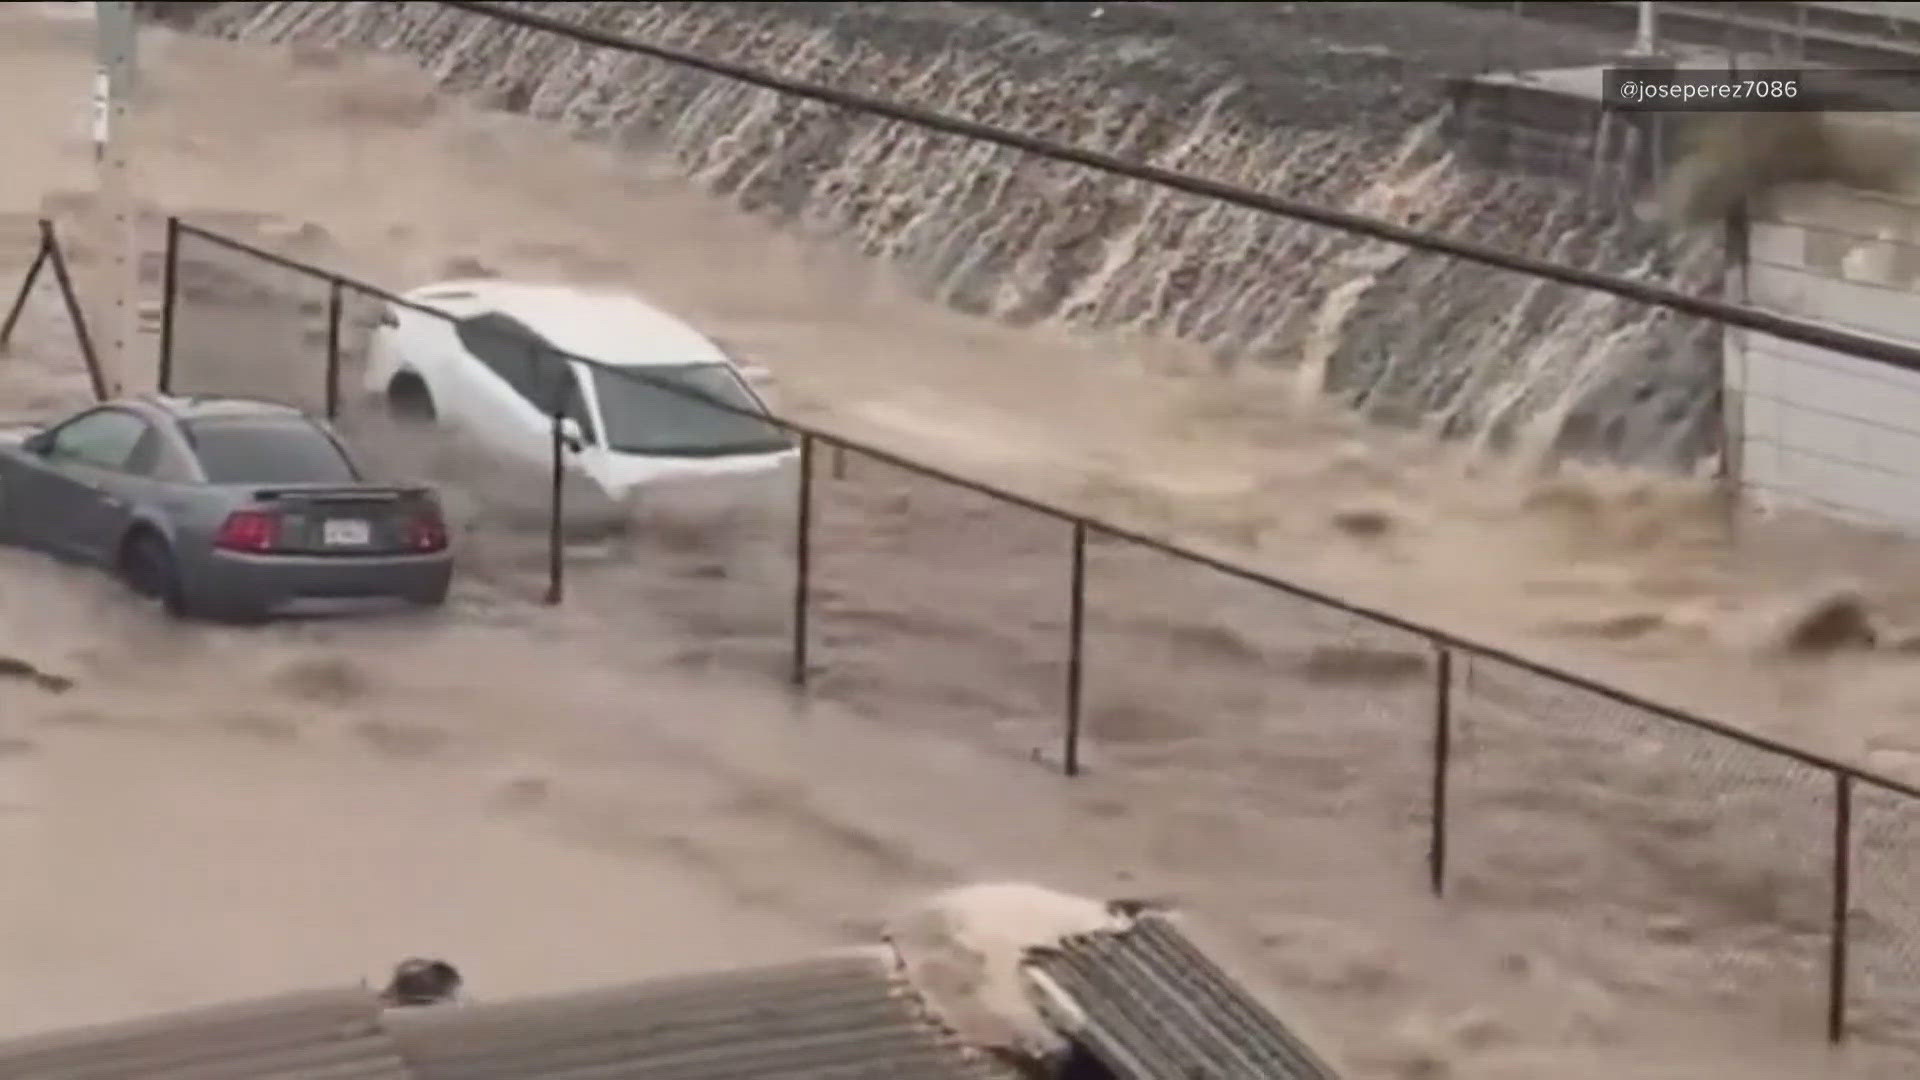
[589,363,792,457]
[184,418,360,484]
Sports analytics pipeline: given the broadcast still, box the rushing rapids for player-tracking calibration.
[160,0,1730,471]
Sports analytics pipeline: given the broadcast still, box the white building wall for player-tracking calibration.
[1807,1,1920,22]
[1728,183,1920,531]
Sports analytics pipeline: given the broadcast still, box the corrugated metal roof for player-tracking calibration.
[386,949,1012,1080]
[0,951,1011,1080]
[0,987,408,1080]
[1026,915,1344,1080]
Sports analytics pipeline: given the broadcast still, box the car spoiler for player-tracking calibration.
[250,485,437,504]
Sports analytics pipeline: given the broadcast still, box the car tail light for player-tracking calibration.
[405,508,449,553]
[214,510,281,553]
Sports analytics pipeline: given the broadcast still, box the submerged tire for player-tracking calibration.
[120,529,187,618]
[387,373,437,423]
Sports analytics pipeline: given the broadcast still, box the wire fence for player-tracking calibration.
[159,215,1920,1053]
[1454,656,1838,1028]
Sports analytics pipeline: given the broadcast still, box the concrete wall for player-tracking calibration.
[1727,181,1920,530]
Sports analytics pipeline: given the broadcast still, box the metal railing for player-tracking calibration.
[159,216,1920,1050]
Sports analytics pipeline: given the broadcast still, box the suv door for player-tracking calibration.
[454,312,560,467]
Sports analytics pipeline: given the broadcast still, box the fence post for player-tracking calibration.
[790,433,816,687]
[1829,771,1855,1044]
[323,279,343,420]
[1429,644,1454,897]
[0,225,50,351]
[1062,519,1088,777]
[158,216,179,393]
[545,403,565,606]
[42,221,108,403]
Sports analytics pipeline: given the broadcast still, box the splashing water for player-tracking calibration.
[183,0,1721,471]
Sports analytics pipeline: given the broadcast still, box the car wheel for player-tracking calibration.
[387,373,437,424]
[120,530,188,618]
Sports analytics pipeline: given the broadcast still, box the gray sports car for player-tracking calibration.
[0,394,453,620]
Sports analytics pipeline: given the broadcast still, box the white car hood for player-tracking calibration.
[582,445,798,500]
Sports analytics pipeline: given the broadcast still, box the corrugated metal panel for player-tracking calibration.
[0,987,409,1080]
[1026,915,1343,1080]
[386,949,1015,1080]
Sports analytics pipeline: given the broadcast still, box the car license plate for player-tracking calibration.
[322,518,371,546]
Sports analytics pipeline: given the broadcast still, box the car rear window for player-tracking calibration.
[184,418,359,485]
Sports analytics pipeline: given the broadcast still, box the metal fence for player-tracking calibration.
[1,219,107,402]
[159,215,1920,1054]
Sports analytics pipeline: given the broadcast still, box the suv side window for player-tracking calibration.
[454,312,595,440]
[456,312,547,407]
[46,408,152,472]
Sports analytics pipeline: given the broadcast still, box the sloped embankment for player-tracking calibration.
[177,0,1720,470]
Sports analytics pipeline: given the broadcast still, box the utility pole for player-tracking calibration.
[93,0,138,397]
[1634,1,1659,55]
